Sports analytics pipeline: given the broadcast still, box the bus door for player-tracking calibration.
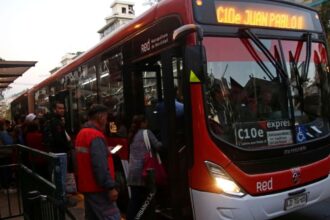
[134,50,192,219]
[161,50,192,220]
[139,65,162,135]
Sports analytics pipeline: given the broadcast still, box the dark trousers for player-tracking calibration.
[84,192,121,220]
[126,186,150,220]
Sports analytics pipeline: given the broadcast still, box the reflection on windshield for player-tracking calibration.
[204,37,330,148]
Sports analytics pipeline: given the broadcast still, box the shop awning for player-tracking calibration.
[0,60,37,89]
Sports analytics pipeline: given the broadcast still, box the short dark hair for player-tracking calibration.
[53,101,64,109]
[88,104,108,118]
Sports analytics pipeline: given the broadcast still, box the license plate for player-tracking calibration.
[284,193,307,211]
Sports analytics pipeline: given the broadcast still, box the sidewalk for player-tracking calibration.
[0,190,85,220]
[67,193,85,219]
[0,191,127,220]
[68,194,127,220]
[0,189,22,220]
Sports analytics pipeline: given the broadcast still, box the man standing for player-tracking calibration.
[43,101,76,205]
[75,104,120,220]
[44,101,71,154]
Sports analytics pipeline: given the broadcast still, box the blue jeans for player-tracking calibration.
[51,153,67,197]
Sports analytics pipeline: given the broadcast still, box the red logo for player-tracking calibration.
[291,168,301,185]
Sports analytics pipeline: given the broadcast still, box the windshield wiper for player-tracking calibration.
[303,33,312,82]
[241,29,289,81]
[288,33,312,114]
[240,28,297,138]
[289,51,304,113]
[240,38,275,81]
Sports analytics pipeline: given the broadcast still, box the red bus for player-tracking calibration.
[25,0,330,219]
[10,92,28,120]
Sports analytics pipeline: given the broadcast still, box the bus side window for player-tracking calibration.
[99,53,127,137]
[172,57,185,138]
[143,68,162,134]
[77,64,98,126]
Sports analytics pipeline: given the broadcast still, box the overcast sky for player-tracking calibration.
[0,0,148,98]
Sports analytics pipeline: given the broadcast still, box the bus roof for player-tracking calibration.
[29,0,193,94]
[28,0,318,94]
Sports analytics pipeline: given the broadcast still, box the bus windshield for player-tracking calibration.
[204,36,330,149]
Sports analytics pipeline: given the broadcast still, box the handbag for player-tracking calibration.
[142,130,167,186]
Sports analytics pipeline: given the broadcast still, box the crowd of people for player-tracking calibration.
[73,102,170,220]
[0,97,181,220]
[0,101,72,198]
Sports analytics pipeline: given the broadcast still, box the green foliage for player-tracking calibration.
[319,1,330,48]
[320,1,330,33]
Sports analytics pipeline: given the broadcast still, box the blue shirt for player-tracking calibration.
[156,99,184,118]
[0,131,13,145]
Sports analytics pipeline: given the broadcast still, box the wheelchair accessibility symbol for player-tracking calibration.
[296,126,307,143]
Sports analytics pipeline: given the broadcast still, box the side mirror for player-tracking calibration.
[173,25,206,83]
[173,24,203,43]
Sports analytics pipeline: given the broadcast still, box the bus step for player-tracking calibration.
[155,207,173,219]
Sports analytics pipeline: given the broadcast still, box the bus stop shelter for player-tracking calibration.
[0,60,37,89]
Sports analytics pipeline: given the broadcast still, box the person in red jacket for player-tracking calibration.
[75,104,120,220]
[25,114,48,178]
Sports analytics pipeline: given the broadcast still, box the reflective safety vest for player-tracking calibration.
[75,128,115,192]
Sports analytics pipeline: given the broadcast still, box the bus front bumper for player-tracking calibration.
[191,175,330,220]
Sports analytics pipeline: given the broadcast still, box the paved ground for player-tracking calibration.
[68,194,85,219]
[1,190,330,219]
[0,190,84,220]
[0,189,22,220]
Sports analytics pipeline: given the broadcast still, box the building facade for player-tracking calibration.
[98,0,135,39]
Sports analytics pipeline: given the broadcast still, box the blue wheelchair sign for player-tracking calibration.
[296,125,307,143]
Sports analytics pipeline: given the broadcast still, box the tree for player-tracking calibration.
[320,1,330,46]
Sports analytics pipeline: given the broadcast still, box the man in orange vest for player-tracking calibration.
[75,104,120,220]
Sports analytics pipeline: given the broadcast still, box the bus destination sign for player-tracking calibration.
[214,1,315,30]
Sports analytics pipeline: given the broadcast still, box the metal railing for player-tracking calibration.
[0,144,75,220]
[25,191,75,220]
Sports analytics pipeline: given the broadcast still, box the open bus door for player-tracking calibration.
[161,50,193,220]
[130,49,193,219]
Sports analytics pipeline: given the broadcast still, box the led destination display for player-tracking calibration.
[214,1,316,30]
[217,7,304,29]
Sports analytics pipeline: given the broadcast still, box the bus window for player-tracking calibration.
[142,66,162,133]
[204,37,330,148]
[51,72,79,134]
[99,53,126,137]
[11,93,28,119]
[172,57,184,102]
[143,71,158,107]
[67,70,80,133]
[35,87,50,118]
[135,55,185,140]
[172,57,184,132]
[77,64,98,125]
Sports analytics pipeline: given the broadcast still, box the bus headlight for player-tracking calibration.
[205,161,245,197]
